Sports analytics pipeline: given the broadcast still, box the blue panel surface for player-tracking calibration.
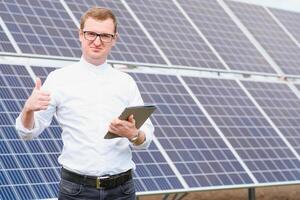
[0,64,61,200]
[126,0,225,69]
[131,72,253,188]
[0,0,80,57]
[270,8,300,50]
[226,0,300,76]
[243,81,300,156]
[0,25,16,53]
[64,0,166,65]
[183,76,300,183]
[178,0,275,74]
[133,142,184,192]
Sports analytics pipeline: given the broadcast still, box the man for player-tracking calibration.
[15,7,154,200]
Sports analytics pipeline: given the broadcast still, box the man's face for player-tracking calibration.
[79,17,117,65]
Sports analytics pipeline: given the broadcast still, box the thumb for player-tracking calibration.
[35,77,42,90]
[128,114,135,124]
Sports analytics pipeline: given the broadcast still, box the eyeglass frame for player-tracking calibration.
[82,30,116,43]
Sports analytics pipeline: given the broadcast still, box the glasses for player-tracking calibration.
[83,31,115,43]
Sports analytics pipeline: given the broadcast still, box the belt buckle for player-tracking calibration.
[96,176,110,189]
[96,177,101,189]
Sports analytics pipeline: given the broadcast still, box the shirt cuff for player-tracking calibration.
[131,128,153,149]
[15,115,40,140]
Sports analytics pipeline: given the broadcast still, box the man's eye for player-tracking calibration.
[101,34,111,38]
[87,32,97,37]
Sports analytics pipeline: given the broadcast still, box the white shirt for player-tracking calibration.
[15,57,154,176]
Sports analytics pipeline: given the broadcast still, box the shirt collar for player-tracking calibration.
[79,56,112,74]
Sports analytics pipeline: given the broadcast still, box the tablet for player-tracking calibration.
[104,105,156,139]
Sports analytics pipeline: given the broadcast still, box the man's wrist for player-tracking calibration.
[130,130,146,146]
[129,130,140,143]
[23,102,34,113]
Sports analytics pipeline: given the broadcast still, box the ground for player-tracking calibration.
[139,184,300,200]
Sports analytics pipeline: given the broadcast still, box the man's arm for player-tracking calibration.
[21,78,51,129]
[15,77,53,140]
[108,77,154,148]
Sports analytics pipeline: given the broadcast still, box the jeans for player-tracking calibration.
[58,177,136,200]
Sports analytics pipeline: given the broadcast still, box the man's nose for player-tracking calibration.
[93,36,103,45]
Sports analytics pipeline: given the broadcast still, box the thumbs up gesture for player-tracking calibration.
[24,78,51,112]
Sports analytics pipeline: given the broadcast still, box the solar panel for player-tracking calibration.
[125,0,225,69]
[182,76,300,183]
[0,0,81,57]
[0,64,62,200]
[225,0,300,76]
[0,25,16,53]
[132,142,184,192]
[130,72,253,188]
[177,0,275,74]
[242,81,300,156]
[64,0,166,65]
[270,8,300,45]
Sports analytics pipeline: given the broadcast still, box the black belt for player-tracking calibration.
[61,168,132,189]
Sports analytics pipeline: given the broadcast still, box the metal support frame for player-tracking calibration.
[160,193,188,200]
[248,188,256,200]
[172,192,188,200]
[162,194,170,200]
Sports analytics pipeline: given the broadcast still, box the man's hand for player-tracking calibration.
[108,114,138,140]
[24,78,51,112]
[21,78,51,130]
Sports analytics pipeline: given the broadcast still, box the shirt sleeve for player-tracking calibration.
[15,73,57,140]
[127,77,154,149]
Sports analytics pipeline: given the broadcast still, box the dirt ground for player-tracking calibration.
[139,185,300,200]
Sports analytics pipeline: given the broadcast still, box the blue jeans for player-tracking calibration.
[58,177,136,200]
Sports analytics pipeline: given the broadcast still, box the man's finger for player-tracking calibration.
[109,125,118,133]
[39,91,51,96]
[39,101,50,106]
[128,114,134,122]
[35,77,42,90]
[37,96,51,101]
[40,106,49,110]
[128,115,135,125]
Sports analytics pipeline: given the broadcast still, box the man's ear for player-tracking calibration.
[112,32,118,46]
[79,29,83,42]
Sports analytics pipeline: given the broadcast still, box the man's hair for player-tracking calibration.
[80,7,117,33]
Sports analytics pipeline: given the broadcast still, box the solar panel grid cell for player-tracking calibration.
[0,26,16,53]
